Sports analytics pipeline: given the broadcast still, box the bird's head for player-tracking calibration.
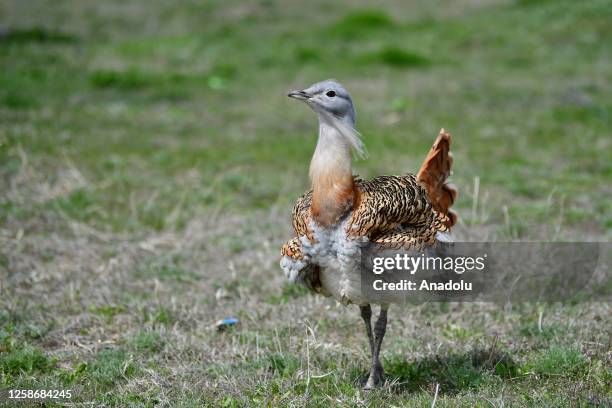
[288,79,356,127]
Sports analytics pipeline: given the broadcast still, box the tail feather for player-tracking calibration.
[417,129,458,227]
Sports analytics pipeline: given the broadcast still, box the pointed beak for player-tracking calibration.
[287,90,311,100]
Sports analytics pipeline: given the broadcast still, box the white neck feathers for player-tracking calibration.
[309,122,352,182]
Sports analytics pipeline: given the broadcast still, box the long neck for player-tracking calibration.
[309,120,356,227]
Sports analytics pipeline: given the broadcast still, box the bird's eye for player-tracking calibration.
[326,90,336,97]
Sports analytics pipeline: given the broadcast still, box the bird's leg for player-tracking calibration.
[364,305,388,389]
[360,304,374,355]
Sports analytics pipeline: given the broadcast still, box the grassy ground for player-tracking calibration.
[0,0,610,406]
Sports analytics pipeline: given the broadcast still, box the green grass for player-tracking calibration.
[0,0,610,406]
[0,343,54,377]
[529,345,588,376]
[362,47,432,68]
[85,349,138,388]
[130,331,165,353]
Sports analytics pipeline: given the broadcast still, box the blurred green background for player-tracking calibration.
[1,0,610,238]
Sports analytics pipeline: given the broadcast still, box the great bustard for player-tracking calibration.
[280,79,457,389]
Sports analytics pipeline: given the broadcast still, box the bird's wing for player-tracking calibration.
[289,174,448,246]
[347,174,449,246]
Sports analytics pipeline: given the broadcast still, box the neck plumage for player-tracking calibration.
[309,119,357,227]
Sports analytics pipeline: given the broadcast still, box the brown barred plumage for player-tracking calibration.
[289,174,448,244]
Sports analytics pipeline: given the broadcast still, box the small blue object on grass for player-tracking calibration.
[215,318,239,331]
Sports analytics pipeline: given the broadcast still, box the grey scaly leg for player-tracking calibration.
[360,304,374,355]
[364,305,388,389]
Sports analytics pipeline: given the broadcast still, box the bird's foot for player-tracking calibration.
[364,364,384,390]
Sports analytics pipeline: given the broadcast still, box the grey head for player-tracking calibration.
[288,79,356,127]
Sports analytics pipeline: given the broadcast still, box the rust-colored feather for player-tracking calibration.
[416,129,458,227]
[310,172,356,227]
